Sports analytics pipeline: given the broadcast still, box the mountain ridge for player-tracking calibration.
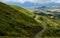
[0,2,42,38]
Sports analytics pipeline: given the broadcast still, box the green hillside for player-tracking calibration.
[0,2,60,38]
[35,15,60,38]
[0,2,42,38]
[11,5,60,38]
[11,5,35,17]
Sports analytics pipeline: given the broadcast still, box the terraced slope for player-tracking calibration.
[0,2,42,38]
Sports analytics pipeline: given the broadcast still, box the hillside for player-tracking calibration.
[34,14,60,38]
[11,5,60,38]
[11,5,35,18]
[0,2,42,38]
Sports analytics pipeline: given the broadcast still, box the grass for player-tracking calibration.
[35,15,60,37]
[0,2,60,38]
[0,2,42,38]
[39,36,60,38]
[11,5,35,17]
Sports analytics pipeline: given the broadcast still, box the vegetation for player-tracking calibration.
[0,2,42,38]
[0,2,60,38]
[11,5,35,17]
[35,14,60,38]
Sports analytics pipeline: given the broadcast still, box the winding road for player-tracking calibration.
[34,15,46,38]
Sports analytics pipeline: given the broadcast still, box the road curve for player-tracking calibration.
[34,15,46,38]
[35,24,46,38]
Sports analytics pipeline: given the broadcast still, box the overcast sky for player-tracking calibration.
[0,0,60,4]
[0,0,60,8]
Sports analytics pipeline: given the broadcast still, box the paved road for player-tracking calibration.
[35,24,46,38]
[34,15,46,38]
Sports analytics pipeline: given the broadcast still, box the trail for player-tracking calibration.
[34,15,46,38]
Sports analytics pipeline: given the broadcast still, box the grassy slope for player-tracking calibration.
[12,6,60,38]
[36,15,60,37]
[11,5,35,17]
[0,2,42,38]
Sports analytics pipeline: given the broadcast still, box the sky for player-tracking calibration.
[0,0,60,8]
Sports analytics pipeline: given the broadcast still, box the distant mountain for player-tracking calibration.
[27,6,60,19]
[27,6,60,14]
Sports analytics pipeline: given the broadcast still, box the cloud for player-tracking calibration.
[52,0,60,3]
[0,0,60,4]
